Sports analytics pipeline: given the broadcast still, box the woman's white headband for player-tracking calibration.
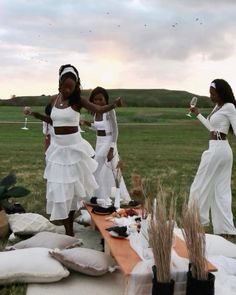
[60,67,78,81]
[210,82,216,89]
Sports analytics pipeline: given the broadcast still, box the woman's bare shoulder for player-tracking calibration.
[50,94,58,105]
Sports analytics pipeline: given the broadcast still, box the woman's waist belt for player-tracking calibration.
[210,131,227,140]
[97,130,112,136]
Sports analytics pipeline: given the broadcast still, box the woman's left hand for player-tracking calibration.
[107,148,114,162]
[114,97,122,107]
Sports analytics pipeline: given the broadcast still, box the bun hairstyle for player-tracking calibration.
[58,64,81,108]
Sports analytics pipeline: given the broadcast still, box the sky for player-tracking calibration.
[1,0,236,99]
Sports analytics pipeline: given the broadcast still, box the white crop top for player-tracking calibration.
[197,103,236,136]
[93,119,106,130]
[51,106,80,127]
[92,110,118,148]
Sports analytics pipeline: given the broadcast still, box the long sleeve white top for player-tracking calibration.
[197,103,236,136]
[92,110,118,148]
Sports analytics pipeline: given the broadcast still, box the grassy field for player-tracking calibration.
[0,106,236,294]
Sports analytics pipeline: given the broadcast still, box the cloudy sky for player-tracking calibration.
[1,0,236,99]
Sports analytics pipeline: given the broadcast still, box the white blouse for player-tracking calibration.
[92,110,118,148]
[197,103,236,136]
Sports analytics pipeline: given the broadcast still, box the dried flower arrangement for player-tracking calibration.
[181,200,208,280]
[148,186,176,283]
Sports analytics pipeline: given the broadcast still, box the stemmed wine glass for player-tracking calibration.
[186,97,198,117]
[21,106,30,130]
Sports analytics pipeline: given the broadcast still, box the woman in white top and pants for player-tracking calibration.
[189,79,236,235]
[83,87,130,204]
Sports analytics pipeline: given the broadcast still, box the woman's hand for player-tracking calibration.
[189,106,200,116]
[23,106,32,116]
[107,148,114,162]
[114,97,122,108]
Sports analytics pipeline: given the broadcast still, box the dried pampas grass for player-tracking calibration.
[181,200,208,280]
[148,187,175,283]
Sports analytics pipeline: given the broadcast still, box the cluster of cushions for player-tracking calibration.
[0,213,116,285]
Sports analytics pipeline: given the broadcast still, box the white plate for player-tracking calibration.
[108,231,128,239]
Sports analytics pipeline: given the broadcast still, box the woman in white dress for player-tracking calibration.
[189,79,236,235]
[43,103,95,157]
[82,87,130,204]
[24,65,122,236]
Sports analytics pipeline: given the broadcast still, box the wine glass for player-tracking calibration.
[186,97,198,117]
[21,106,30,130]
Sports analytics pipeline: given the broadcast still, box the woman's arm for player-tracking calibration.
[226,103,236,136]
[196,114,211,131]
[106,110,118,162]
[23,107,52,124]
[190,106,211,131]
[80,97,122,114]
[108,109,118,148]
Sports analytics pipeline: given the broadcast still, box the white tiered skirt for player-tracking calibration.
[44,132,98,221]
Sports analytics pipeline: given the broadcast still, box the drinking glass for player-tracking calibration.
[186,97,198,117]
[21,107,31,130]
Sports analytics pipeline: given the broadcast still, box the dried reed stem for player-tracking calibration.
[148,186,175,283]
[181,200,208,280]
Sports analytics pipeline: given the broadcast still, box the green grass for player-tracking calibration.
[0,106,236,293]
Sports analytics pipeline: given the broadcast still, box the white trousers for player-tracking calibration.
[94,135,130,201]
[189,140,236,235]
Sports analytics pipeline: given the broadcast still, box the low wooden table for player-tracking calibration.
[85,204,217,277]
[85,204,140,276]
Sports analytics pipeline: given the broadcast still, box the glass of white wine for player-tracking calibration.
[186,97,198,117]
[21,106,31,130]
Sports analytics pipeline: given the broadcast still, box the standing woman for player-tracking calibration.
[82,87,130,204]
[189,79,236,235]
[23,65,121,236]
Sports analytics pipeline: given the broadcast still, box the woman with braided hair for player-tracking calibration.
[24,64,122,236]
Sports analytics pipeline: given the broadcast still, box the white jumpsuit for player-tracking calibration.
[189,103,236,234]
[92,110,130,202]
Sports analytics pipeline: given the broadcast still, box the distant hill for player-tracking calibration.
[0,89,211,107]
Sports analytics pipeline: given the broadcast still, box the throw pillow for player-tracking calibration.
[205,234,236,258]
[0,248,69,284]
[49,248,115,276]
[7,213,56,235]
[7,231,83,250]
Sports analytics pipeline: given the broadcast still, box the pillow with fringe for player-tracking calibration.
[50,248,116,276]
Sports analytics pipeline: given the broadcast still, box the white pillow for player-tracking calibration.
[205,234,236,258]
[7,232,83,250]
[174,229,236,258]
[0,248,69,284]
[7,213,56,235]
[49,248,115,276]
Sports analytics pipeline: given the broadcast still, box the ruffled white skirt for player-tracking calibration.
[44,132,98,221]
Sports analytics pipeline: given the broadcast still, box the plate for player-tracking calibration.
[85,202,99,207]
[92,210,111,216]
[108,231,128,239]
[120,203,142,209]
